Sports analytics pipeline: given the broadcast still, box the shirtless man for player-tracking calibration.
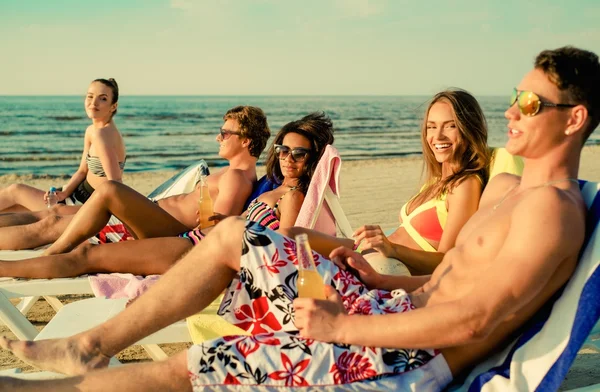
[0,106,271,251]
[1,46,598,391]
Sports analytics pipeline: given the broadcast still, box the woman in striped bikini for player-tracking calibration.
[0,112,335,278]
[0,78,126,213]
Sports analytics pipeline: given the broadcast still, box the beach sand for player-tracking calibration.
[0,146,599,389]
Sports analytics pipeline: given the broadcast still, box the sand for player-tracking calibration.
[0,145,599,389]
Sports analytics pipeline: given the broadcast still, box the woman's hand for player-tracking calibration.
[294,286,347,343]
[43,190,68,203]
[353,225,395,257]
[329,246,383,289]
[208,213,229,224]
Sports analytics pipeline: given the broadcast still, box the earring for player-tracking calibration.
[565,130,571,135]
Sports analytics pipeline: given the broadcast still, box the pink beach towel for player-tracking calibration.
[89,273,160,299]
[294,144,341,236]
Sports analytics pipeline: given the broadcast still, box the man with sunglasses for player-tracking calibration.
[2,47,599,391]
[0,106,271,251]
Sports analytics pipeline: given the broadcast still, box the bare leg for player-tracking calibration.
[0,211,42,227]
[45,181,189,256]
[0,237,193,278]
[0,215,74,250]
[0,217,246,375]
[0,351,191,392]
[0,205,81,228]
[0,184,47,212]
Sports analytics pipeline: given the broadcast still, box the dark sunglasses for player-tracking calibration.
[219,128,242,140]
[510,88,576,117]
[274,144,311,162]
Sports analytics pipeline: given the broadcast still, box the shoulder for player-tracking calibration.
[219,168,253,190]
[278,190,305,211]
[448,175,483,198]
[480,173,521,207]
[513,185,585,252]
[517,184,583,218]
[90,124,121,143]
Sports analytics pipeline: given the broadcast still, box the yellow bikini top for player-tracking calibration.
[399,186,448,252]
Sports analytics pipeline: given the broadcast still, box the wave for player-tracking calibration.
[49,116,84,121]
[120,112,206,121]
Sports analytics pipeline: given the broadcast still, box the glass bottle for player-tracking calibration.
[296,233,326,299]
[198,175,215,229]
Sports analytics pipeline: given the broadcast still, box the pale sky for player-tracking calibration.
[1,0,599,95]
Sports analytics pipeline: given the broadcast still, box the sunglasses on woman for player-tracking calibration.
[274,144,311,162]
[510,88,576,117]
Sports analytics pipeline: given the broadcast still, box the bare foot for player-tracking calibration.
[0,335,110,375]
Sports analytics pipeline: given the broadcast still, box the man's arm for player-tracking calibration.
[213,170,253,216]
[297,187,585,349]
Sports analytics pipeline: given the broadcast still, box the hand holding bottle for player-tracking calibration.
[294,285,347,342]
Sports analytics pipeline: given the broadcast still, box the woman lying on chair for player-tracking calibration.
[0,112,335,278]
[286,89,491,275]
[0,78,125,215]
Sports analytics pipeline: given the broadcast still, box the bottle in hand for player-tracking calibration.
[47,187,58,209]
[296,233,326,299]
[198,175,215,229]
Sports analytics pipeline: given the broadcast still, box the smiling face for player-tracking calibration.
[505,68,572,159]
[425,102,461,164]
[278,132,312,181]
[84,82,117,121]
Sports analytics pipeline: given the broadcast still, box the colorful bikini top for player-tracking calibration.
[86,154,126,177]
[246,186,298,231]
[399,186,449,252]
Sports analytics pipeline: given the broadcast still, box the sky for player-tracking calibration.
[1,0,599,96]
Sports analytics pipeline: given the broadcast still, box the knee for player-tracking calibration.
[94,180,123,200]
[211,216,246,246]
[2,184,23,198]
[39,214,63,234]
[72,242,94,267]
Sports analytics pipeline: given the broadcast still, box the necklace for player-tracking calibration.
[492,178,579,211]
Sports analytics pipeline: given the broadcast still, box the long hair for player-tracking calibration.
[265,112,335,195]
[409,89,490,211]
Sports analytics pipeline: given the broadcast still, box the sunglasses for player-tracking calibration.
[510,88,576,117]
[219,128,242,140]
[274,144,311,162]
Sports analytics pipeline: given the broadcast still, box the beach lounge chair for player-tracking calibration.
[0,161,210,357]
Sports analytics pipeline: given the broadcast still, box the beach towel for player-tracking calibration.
[88,273,161,300]
[293,144,341,236]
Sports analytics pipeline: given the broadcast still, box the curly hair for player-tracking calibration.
[265,112,335,195]
[223,106,270,158]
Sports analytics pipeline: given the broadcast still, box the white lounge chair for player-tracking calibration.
[0,161,208,357]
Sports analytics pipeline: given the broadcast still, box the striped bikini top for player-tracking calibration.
[246,186,298,231]
[86,154,126,177]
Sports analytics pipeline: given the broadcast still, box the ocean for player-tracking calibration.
[1,95,597,176]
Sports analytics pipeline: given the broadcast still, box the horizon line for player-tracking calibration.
[0,93,508,98]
